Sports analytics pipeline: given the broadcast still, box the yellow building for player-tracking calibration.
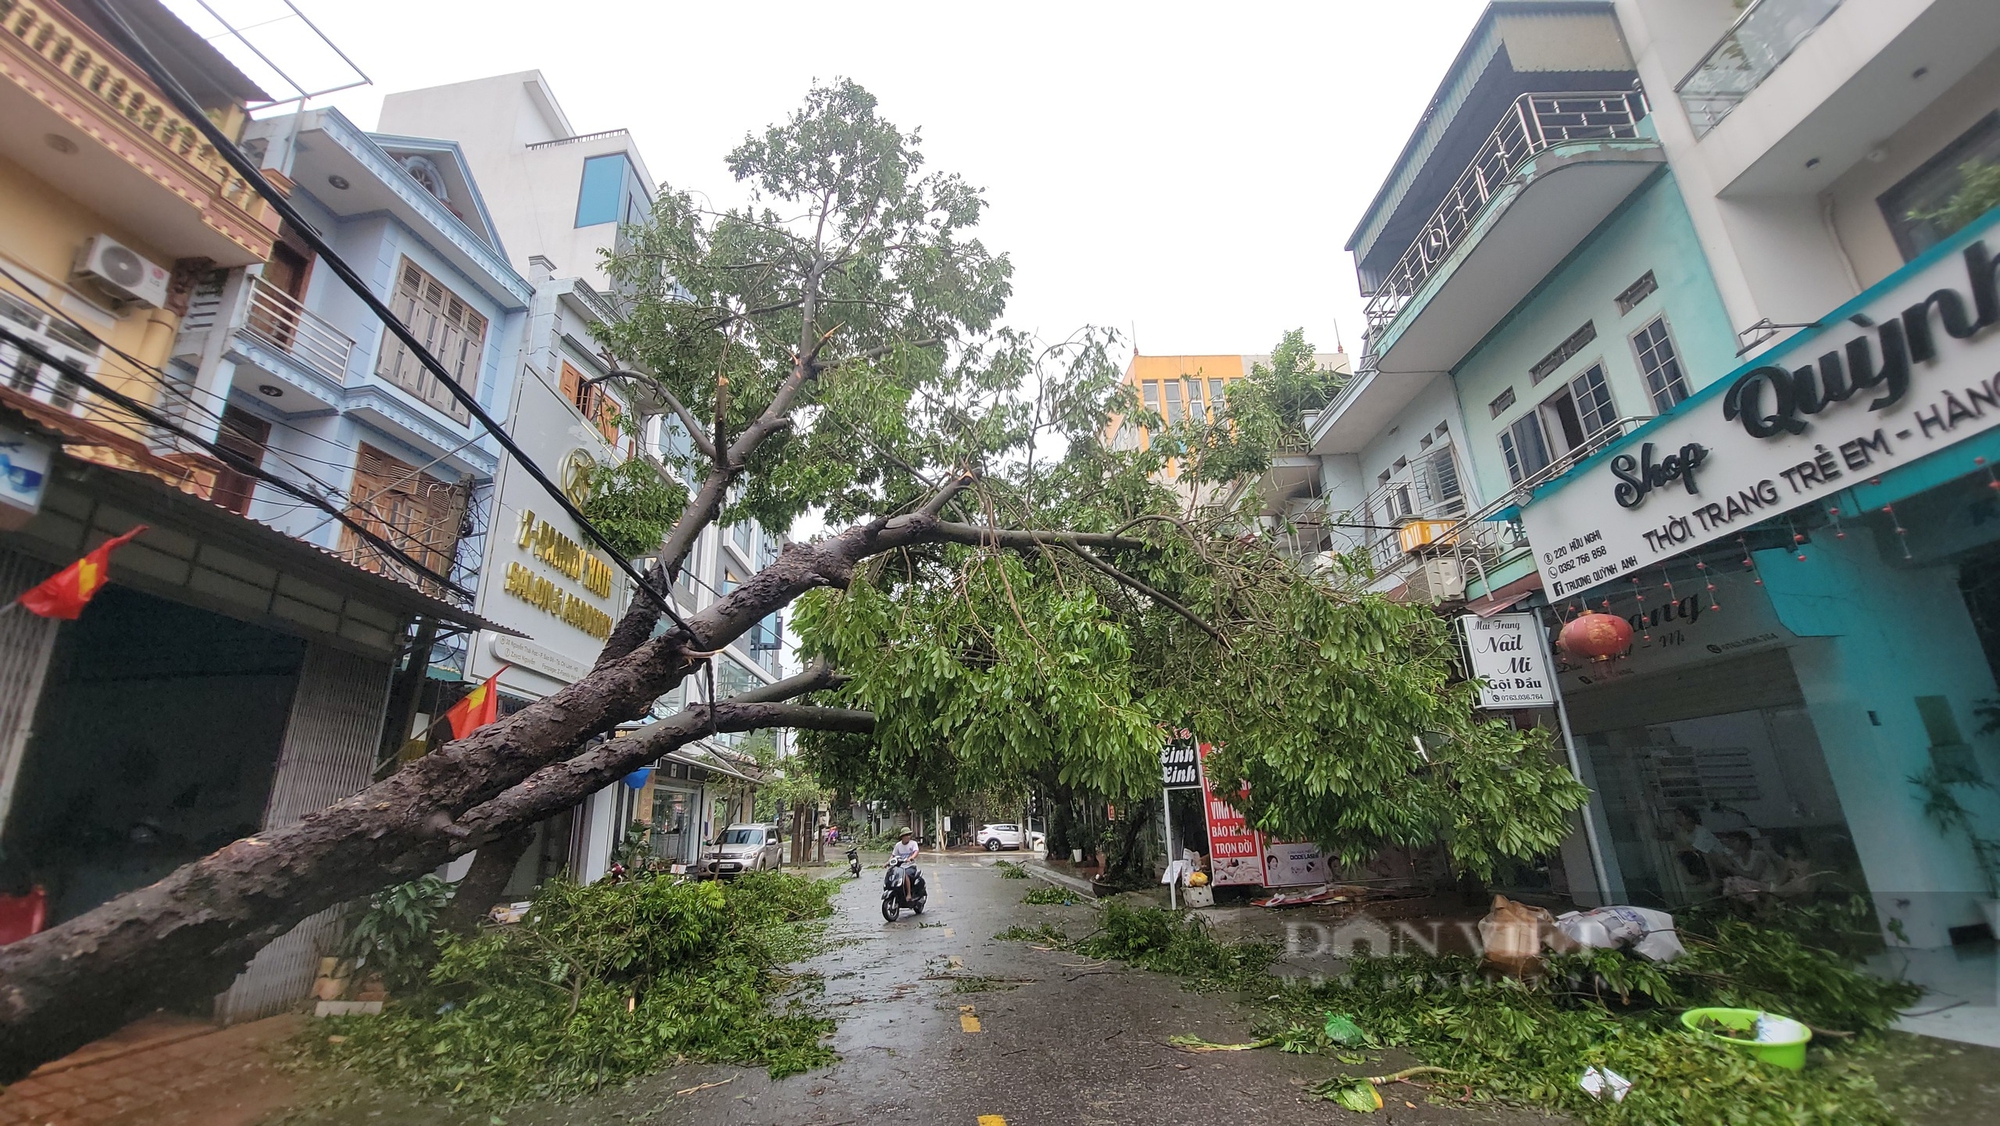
[0,0,277,458]
[1108,354,1251,454]
[1108,350,1349,504]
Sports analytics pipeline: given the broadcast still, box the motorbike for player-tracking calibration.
[846,844,862,878]
[880,858,927,921]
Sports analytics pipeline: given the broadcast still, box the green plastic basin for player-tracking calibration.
[1680,1007,1811,1070]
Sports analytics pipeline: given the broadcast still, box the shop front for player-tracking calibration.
[1520,209,2000,952]
[0,401,504,1020]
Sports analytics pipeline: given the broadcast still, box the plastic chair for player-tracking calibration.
[0,885,47,945]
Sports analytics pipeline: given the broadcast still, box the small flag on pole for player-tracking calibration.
[16,525,148,619]
[442,666,507,739]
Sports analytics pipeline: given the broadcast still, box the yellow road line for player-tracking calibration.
[958,1004,982,1033]
[978,1117,1007,1125]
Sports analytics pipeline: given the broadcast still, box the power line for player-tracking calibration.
[0,261,462,531]
[0,327,469,598]
[84,0,696,640]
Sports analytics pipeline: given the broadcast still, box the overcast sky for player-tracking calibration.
[205,1,1490,364]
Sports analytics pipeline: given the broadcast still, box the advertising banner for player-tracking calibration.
[1258,838,1327,887]
[1196,745,1262,886]
[1522,224,2000,598]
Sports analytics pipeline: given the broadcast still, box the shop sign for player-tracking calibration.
[0,424,51,529]
[1460,612,1556,708]
[1197,745,1261,886]
[1523,229,2000,596]
[1160,731,1201,789]
[490,634,589,684]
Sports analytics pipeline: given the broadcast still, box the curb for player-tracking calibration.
[1023,862,1099,898]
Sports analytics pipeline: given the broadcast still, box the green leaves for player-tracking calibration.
[600,78,1017,535]
[312,872,838,1106]
[340,875,454,992]
[578,455,688,557]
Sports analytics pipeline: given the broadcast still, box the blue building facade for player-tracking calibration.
[1326,3,2000,999]
[170,108,530,648]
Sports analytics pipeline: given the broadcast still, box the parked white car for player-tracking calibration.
[701,824,783,878]
[977,823,1045,851]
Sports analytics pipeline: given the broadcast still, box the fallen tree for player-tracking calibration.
[0,81,1586,1079]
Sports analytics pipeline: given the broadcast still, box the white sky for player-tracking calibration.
[265,1,1490,364]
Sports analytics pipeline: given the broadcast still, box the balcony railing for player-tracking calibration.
[0,0,270,247]
[525,128,631,150]
[1362,91,1650,334]
[183,274,355,384]
[1676,0,1843,138]
[238,276,353,380]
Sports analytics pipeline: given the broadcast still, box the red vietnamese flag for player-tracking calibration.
[17,526,148,620]
[443,667,507,739]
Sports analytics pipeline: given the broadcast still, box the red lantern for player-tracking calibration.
[1559,613,1633,661]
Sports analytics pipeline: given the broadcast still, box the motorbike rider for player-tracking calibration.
[886,828,922,892]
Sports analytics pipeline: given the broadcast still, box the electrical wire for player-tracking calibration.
[83,0,696,640]
[0,327,469,598]
[0,261,456,550]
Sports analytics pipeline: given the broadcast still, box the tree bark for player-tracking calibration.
[0,505,1135,1078]
[437,825,533,936]
[0,517,930,1079]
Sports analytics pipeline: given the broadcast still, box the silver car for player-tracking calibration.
[702,824,783,878]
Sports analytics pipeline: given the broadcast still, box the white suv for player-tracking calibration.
[977,823,1044,851]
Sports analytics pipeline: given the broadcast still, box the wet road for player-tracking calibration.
[481,854,1555,1126]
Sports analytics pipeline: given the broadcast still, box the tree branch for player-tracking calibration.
[453,699,873,846]
[930,522,1144,554]
[654,383,717,461]
[1062,544,1227,648]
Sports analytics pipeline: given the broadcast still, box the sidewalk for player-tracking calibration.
[0,1013,300,1126]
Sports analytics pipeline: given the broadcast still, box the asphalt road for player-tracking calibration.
[403,854,1560,1126]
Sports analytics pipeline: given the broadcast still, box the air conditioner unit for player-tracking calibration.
[1418,556,1466,602]
[74,235,170,308]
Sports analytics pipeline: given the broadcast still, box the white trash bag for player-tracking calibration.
[1554,905,1685,962]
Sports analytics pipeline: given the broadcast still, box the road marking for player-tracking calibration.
[978,1117,1007,1126]
[947,955,963,969]
[958,1004,982,1033]
[942,927,954,937]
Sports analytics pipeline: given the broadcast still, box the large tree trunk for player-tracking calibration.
[437,825,534,936]
[0,522,916,1079]
[0,514,1126,1078]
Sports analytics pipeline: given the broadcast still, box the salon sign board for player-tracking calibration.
[1460,612,1556,708]
[1522,221,2000,599]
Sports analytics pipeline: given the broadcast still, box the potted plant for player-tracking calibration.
[1908,765,2000,938]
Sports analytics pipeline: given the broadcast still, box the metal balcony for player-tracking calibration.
[1362,90,1650,336]
[1676,0,1843,138]
[239,276,354,381]
[182,274,355,384]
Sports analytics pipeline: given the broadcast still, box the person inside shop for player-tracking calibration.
[1671,806,1727,887]
[1717,830,1783,900]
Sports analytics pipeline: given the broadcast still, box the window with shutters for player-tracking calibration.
[558,361,621,445]
[211,406,271,516]
[1500,364,1618,484]
[337,443,467,598]
[1412,444,1465,515]
[374,259,486,424]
